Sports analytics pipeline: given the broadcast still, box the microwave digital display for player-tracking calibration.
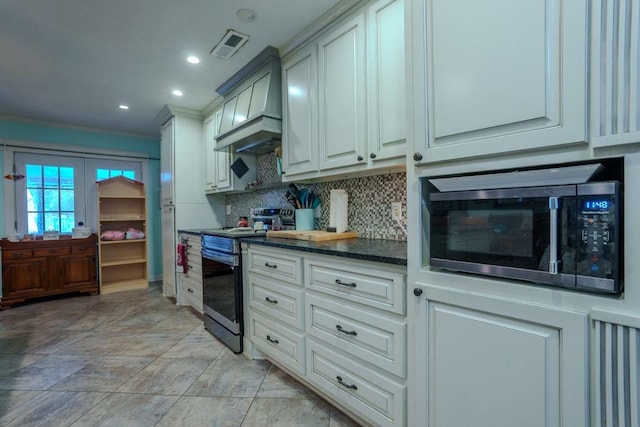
[584,199,610,210]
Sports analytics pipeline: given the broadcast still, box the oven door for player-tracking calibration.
[201,247,243,353]
[429,185,578,286]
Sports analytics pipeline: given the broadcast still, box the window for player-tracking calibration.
[96,168,136,180]
[25,164,75,234]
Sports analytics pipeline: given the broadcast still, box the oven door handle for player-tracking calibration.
[201,248,238,266]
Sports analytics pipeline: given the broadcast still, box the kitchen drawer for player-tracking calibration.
[185,259,202,276]
[71,245,95,255]
[181,276,203,313]
[306,294,406,378]
[305,259,405,315]
[249,274,304,330]
[251,311,305,375]
[248,248,303,285]
[306,338,405,427]
[34,246,70,257]
[2,249,33,260]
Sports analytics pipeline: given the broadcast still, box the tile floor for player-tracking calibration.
[0,283,362,426]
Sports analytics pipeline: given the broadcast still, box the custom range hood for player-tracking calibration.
[215,46,282,154]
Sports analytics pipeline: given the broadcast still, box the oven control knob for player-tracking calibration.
[413,288,423,297]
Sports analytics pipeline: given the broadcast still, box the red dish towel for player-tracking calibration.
[176,243,187,273]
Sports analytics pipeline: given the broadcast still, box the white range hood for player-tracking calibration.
[215,46,282,154]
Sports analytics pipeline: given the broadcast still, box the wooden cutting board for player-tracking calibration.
[266,230,359,241]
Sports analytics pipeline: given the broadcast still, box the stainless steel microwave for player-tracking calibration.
[427,165,623,294]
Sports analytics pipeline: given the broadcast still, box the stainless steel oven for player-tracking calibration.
[201,233,246,354]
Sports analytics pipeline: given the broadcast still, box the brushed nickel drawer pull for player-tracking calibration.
[266,335,279,344]
[336,376,358,390]
[265,297,278,304]
[264,262,278,269]
[336,325,357,336]
[335,279,356,288]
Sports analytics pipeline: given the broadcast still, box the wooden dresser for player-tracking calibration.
[1,235,98,309]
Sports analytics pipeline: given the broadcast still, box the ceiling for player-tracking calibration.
[0,0,341,138]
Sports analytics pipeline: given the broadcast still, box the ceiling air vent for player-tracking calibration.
[210,30,249,59]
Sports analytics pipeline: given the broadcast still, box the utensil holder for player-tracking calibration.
[295,209,314,231]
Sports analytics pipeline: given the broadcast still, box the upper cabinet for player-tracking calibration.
[202,107,256,194]
[409,0,588,165]
[281,0,406,181]
[589,1,640,148]
[318,13,368,171]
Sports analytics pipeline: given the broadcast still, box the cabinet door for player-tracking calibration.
[162,205,176,298]
[368,0,406,162]
[282,44,318,177]
[411,0,587,163]
[202,114,216,192]
[2,258,48,296]
[213,148,232,191]
[60,253,96,289]
[318,13,367,171]
[160,119,174,205]
[409,283,588,427]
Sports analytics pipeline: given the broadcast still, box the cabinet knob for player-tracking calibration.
[357,155,364,161]
[413,152,423,162]
[370,153,377,159]
[413,288,423,297]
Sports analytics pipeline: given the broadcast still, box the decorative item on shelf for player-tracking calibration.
[43,230,60,240]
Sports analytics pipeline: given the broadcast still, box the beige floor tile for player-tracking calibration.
[161,332,226,360]
[186,359,270,398]
[48,355,155,392]
[0,390,108,426]
[70,392,180,427]
[0,355,91,390]
[257,365,321,399]
[241,397,332,427]
[330,406,365,426]
[116,357,210,395]
[156,396,252,426]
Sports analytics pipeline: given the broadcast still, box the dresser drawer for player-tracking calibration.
[306,294,406,378]
[249,274,304,330]
[2,249,33,260]
[248,248,303,285]
[72,245,95,255]
[34,246,70,257]
[306,259,405,315]
[306,338,405,427]
[251,311,305,375]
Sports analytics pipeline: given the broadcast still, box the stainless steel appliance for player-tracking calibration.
[426,162,623,294]
[200,207,293,353]
[250,207,295,229]
[201,228,265,353]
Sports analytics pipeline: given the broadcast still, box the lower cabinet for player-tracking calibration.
[176,232,203,313]
[410,282,588,427]
[1,236,98,309]
[246,245,407,427]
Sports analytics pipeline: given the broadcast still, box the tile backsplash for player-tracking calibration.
[225,153,407,240]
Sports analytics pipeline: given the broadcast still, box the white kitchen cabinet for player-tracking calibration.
[176,232,203,313]
[589,1,640,148]
[367,0,406,163]
[281,0,406,181]
[202,107,256,194]
[409,282,588,427]
[409,0,587,165]
[318,12,367,172]
[157,106,225,300]
[281,44,318,177]
[245,244,407,426]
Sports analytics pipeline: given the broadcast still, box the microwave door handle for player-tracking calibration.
[549,197,559,274]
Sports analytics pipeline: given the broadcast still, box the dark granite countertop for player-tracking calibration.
[240,236,407,266]
[176,229,203,236]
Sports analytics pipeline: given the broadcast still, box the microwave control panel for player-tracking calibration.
[575,182,620,284]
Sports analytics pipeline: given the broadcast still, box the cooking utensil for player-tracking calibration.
[299,188,309,208]
[285,191,299,209]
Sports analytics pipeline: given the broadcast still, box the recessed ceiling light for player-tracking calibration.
[118,105,129,110]
[172,90,183,96]
[187,56,200,64]
[236,8,257,22]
